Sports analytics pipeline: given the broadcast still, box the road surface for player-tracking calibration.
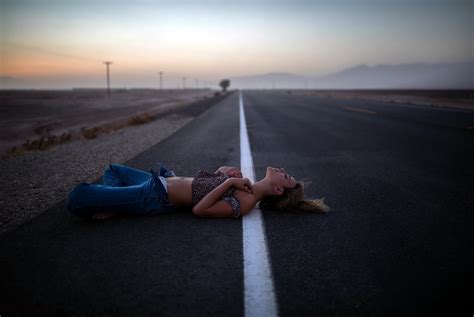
[1,90,473,316]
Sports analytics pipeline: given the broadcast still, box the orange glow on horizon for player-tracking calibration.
[2,49,100,77]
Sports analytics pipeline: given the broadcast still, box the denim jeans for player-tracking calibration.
[67,163,176,218]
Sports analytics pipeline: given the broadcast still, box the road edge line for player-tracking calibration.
[240,90,279,317]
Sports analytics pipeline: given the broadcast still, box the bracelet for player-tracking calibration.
[223,196,241,218]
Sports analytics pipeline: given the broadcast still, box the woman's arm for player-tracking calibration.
[192,178,252,217]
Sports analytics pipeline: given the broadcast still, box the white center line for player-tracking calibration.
[239,90,279,317]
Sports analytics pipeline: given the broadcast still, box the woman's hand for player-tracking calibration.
[215,166,242,178]
[229,177,253,193]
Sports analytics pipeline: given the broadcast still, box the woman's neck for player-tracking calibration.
[251,178,274,201]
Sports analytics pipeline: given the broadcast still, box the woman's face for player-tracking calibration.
[266,167,297,189]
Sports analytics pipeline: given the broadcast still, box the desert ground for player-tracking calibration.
[0,89,215,156]
[294,89,474,110]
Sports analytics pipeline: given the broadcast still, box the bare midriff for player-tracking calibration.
[166,177,194,207]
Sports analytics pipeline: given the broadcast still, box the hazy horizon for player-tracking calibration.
[1,0,473,89]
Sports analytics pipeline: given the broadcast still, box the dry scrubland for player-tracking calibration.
[296,89,474,110]
[0,89,224,235]
[0,89,215,156]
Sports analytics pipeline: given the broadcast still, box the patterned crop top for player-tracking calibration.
[191,170,241,218]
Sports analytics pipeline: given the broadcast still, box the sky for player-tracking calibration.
[1,0,472,89]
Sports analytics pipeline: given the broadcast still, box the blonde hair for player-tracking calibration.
[258,181,330,214]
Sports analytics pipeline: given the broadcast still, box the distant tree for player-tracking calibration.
[219,79,230,92]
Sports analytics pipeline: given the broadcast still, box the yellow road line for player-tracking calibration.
[342,106,377,115]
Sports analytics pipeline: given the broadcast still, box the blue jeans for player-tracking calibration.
[67,163,176,219]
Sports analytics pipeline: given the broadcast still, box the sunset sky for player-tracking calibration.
[1,0,472,89]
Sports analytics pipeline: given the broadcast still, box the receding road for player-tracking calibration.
[1,90,473,316]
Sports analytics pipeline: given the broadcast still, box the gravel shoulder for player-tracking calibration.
[0,89,212,155]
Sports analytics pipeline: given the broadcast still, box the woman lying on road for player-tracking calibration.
[67,163,330,220]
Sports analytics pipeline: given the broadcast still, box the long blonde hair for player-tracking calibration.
[258,181,330,214]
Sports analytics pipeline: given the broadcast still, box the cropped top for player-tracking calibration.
[191,170,241,218]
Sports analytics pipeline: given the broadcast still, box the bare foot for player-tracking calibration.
[92,212,117,220]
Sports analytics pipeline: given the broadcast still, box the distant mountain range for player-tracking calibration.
[230,62,473,89]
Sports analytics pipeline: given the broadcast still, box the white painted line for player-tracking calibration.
[239,90,279,317]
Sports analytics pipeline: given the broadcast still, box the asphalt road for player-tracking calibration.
[1,90,473,316]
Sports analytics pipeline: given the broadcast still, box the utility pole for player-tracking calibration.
[182,77,186,90]
[103,61,112,97]
[158,71,163,90]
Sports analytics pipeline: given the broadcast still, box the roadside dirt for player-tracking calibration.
[0,89,216,156]
[295,89,474,111]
